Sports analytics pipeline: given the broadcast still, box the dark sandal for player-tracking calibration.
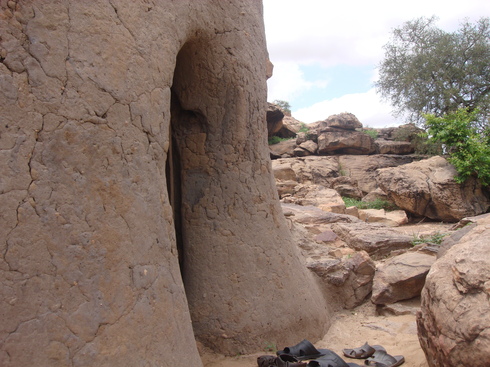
[257,354,307,367]
[364,350,404,367]
[307,349,362,367]
[277,339,325,361]
[258,355,278,367]
[343,343,386,359]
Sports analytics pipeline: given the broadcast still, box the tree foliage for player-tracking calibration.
[376,16,490,127]
[425,108,490,185]
[273,99,291,115]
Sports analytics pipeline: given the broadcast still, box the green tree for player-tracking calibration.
[273,99,291,115]
[425,108,490,185]
[376,16,490,128]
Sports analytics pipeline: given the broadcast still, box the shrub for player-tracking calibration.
[268,136,293,145]
[298,123,309,134]
[425,108,490,185]
[342,197,398,211]
[363,128,378,139]
[411,232,448,246]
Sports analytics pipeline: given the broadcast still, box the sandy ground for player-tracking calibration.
[201,299,427,367]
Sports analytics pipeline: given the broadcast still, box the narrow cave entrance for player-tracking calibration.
[166,39,210,285]
[166,93,184,273]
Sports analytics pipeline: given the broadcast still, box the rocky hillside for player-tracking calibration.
[267,104,490,223]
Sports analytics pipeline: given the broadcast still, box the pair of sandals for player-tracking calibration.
[343,342,404,367]
[257,339,404,367]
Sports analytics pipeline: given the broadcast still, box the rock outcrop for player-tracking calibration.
[417,214,490,367]
[371,252,436,304]
[377,156,490,222]
[266,103,285,137]
[0,1,330,365]
[330,222,413,259]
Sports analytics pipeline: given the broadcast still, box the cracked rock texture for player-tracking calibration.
[417,214,490,366]
[0,1,330,366]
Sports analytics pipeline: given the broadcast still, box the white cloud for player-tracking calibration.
[264,0,490,128]
[264,0,490,67]
[267,62,330,103]
[293,89,405,128]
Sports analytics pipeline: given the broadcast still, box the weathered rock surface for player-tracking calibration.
[318,130,376,155]
[269,139,297,158]
[288,184,346,213]
[278,115,304,138]
[0,1,330,365]
[339,155,416,195]
[371,252,436,304]
[318,112,363,131]
[358,209,408,227]
[377,156,490,222]
[308,251,375,309]
[266,103,284,137]
[331,176,363,199]
[296,140,318,156]
[331,222,413,259]
[272,156,339,186]
[417,215,490,366]
[281,203,361,226]
[272,155,415,197]
[375,139,415,155]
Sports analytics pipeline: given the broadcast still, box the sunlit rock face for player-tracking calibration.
[0,1,330,365]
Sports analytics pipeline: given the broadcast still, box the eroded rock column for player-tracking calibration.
[1,1,330,364]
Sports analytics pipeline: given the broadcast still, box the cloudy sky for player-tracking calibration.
[263,0,490,127]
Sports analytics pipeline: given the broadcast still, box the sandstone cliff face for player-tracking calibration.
[0,1,330,366]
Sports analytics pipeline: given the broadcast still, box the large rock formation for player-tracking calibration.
[377,156,490,222]
[0,2,330,366]
[417,214,490,366]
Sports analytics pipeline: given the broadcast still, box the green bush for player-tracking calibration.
[342,197,398,211]
[363,128,378,139]
[298,123,309,134]
[268,136,293,145]
[425,108,490,185]
[411,232,448,246]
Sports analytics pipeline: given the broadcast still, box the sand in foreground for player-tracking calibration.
[201,299,428,367]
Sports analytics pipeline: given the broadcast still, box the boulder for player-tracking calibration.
[330,222,413,259]
[292,184,346,213]
[417,215,490,366]
[362,188,390,203]
[358,209,408,227]
[307,251,375,309]
[331,176,363,199]
[272,156,339,185]
[296,140,318,155]
[269,138,296,158]
[317,130,376,155]
[375,139,415,155]
[276,115,304,138]
[0,1,330,364]
[318,112,363,131]
[339,155,416,194]
[266,103,284,137]
[371,252,436,304]
[377,156,490,222]
[281,203,361,226]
